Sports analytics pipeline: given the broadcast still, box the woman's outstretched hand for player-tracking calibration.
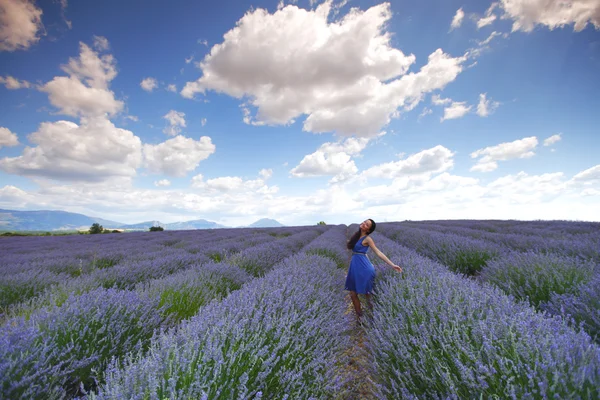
[391,264,402,273]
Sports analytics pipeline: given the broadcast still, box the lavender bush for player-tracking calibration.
[1,288,166,399]
[479,251,597,307]
[227,229,323,276]
[377,224,503,275]
[543,274,600,343]
[364,235,600,399]
[136,261,252,323]
[90,253,350,399]
[303,224,349,268]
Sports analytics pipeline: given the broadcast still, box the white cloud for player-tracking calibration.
[143,135,215,177]
[361,145,454,179]
[431,94,451,105]
[140,77,158,92]
[0,184,29,203]
[154,179,171,187]
[418,107,433,119]
[191,172,277,195]
[0,75,32,89]
[499,0,600,32]
[0,126,19,148]
[182,3,467,137]
[126,115,139,122]
[487,171,566,198]
[0,117,143,181]
[290,137,369,182]
[470,136,538,172]
[185,55,194,64]
[477,15,497,28]
[442,101,472,121]
[450,8,465,30]
[201,118,207,127]
[162,110,186,136]
[40,42,123,117]
[0,0,43,51]
[259,168,273,179]
[93,35,109,51]
[476,93,500,117]
[543,133,562,146]
[2,164,599,226]
[166,84,177,92]
[477,3,499,28]
[571,164,600,183]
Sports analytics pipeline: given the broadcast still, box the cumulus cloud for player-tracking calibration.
[0,0,43,51]
[0,75,32,89]
[182,2,467,137]
[476,93,500,116]
[499,0,600,32]
[162,110,186,136]
[0,117,143,181]
[543,133,562,146]
[140,77,158,92]
[450,8,465,30]
[0,126,19,148]
[154,179,171,187]
[442,101,472,121]
[470,136,538,172]
[290,137,369,182]
[191,171,277,195]
[143,135,215,177]
[40,41,123,117]
[361,145,454,179]
[166,84,177,92]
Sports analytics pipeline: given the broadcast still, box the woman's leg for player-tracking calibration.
[349,291,362,318]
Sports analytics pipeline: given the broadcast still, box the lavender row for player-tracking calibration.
[378,223,600,341]
[225,228,325,276]
[0,260,257,399]
[405,219,600,237]
[0,229,289,313]
[479,251,597,308]
[0,227,336,398]
[376,223,504,276]
[1,288,166,399]
[366,233,600,399]
[401,221,600,262]
[302,224,350,268]
[543,275,600,342]
[89,252,350,399]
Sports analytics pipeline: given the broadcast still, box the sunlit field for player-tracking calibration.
[1,220,599,399]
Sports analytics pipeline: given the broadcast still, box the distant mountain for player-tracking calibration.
[248,218,285,228]
[0,209,123,231]
[165,219,227,230]
[0,209,283,231]
[118,220,164,230]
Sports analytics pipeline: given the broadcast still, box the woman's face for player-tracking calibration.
[360,219,372,233]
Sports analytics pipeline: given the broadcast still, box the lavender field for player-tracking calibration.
[1,220,600,399]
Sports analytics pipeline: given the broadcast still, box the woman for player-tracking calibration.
[345,219,402,323]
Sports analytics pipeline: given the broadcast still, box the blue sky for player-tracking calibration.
[0,0,599,227]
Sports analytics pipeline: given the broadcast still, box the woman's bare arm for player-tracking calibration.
[363,236,402,272]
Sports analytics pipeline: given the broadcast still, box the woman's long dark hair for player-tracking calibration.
[347,219,376,249]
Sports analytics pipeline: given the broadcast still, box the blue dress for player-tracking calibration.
[345,235,376,294]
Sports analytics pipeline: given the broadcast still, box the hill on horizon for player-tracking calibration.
[0,209,283,231]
